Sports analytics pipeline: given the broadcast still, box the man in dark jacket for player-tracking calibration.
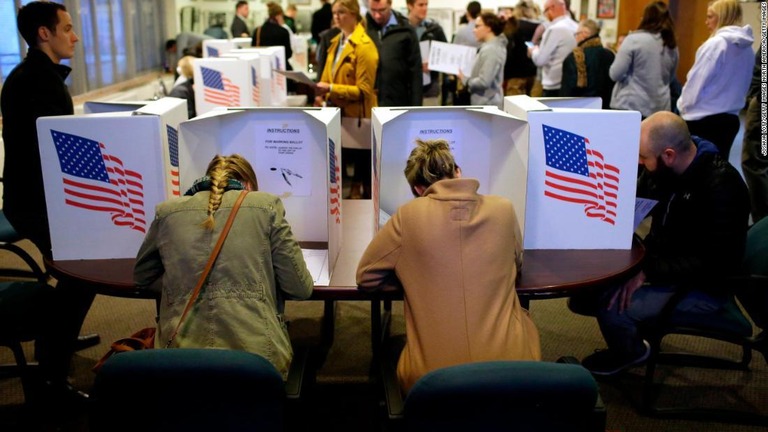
[311,0,332,43]
[407,0,446,101]
[572,112,750,376]
[560,19,614,108]
[231,1,251,38]
[1,1,97,399]
[366,0,423,107]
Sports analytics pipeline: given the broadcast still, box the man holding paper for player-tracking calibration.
[570,112,750,376]
[407,0,446,101]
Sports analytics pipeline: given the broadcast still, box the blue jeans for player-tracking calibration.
[578,285,725,358]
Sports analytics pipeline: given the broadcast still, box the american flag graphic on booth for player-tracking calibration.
[542,124,620,225]
[206,46,220,57]
[201,66,240,107]
[272,56,286,93]
[166,125,180,196]
[251,67,261,105]
[50,130,146,233]
[328,138,341,224]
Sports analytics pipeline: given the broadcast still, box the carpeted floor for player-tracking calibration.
[1,241,767,431]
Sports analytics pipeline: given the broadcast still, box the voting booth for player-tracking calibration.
[373,106,529,244]
[37,99,187,260]
[504,95,641,249]
[82,97,188,198]
[177,107,342,285]
[194,48,288,115]
[202,39,237,58]
[230,47,288,106]
[202,38,259,57]
[221,48,288,108]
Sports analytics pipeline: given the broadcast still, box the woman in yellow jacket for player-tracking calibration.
[314,0,378,118]
[315,0,378,198]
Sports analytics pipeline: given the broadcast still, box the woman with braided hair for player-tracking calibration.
[134,154,313,377]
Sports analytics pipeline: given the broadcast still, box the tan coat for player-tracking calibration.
[357,179,541,393]
[320,22,378,118]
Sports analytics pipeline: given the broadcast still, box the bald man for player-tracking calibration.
[571,112,750,376]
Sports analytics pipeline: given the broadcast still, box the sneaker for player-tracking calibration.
[582,340,651,376]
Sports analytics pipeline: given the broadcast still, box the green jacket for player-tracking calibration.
[134,190,313,376]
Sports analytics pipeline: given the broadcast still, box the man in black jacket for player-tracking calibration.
[366,0,423,107]
[311,0,332,43]
[1,1,97,400]
[230,1,251,38]
[407,0,446,101]
[572,112,750,376]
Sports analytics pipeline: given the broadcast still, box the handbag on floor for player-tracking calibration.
[92,190,248,372]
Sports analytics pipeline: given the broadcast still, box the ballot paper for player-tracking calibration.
[427,41,477,75]
[634,198,658,232]
[274,70,317,86]
[302,248,330,286]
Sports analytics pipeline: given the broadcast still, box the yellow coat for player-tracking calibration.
[320,23,378,118]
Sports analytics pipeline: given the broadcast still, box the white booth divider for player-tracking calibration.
[177,107,342,284]
[504,95,641,249]
[37,107,182,260]
[372,106,529,247]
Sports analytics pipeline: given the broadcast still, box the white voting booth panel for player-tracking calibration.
[177,107,342,285]
[37,113,175,260]
[534,97,603,109]
[504,95,641,249]
[220,50,287,107]
[193,58,255,116]
[233,38,252,49]
[83,101,144,114]
[83,98,188,198]
[231,47,288,106]
[373,106,529,243]
[202,39,237,58]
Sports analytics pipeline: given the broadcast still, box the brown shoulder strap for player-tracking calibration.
[165,189,249,348]
[256,26,262,47]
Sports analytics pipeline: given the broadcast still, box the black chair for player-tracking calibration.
[378,334,606,432]
[0,209,46,281]
[0,280,55,403]
[90,349,288,432]
[640,217,768,424]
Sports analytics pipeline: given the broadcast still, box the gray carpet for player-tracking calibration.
[1,239,767,431]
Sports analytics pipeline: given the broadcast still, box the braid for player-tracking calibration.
[198,154,259,230]
[201,157,229,230]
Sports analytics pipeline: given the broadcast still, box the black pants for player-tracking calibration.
[685,113,740,159]
[542,88,561,97]
[342,148,371,199]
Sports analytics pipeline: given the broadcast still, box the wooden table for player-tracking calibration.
[45,200,644,351]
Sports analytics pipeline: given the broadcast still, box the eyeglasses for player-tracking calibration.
[332,9,349,16]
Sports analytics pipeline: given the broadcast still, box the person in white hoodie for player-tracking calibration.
[677,0,754,159]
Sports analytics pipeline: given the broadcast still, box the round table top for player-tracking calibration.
[44,238,644,301]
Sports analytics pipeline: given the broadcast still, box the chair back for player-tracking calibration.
[403,361,601,432]
[90,348,285,432]
[736,217,768,330]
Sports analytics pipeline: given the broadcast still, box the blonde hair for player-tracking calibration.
[177,56,195,79]
[202,154,258,230]
[333,0,364,23]
[404,139,457,196]
[709,0,742,29]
